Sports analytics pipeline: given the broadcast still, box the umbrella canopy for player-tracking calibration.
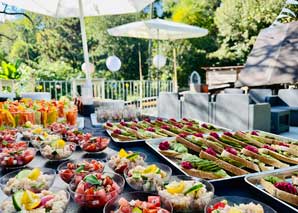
[1,0,154,104]
[237,21,298,87]
[0,0,155,17]
[108,18,208,40]
[108,18,208,92]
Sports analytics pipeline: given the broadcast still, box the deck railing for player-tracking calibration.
[0,79,173,108]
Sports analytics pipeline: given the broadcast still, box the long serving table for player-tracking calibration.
[0,118,295,213]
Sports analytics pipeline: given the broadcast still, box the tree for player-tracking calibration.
[210,0,285,65]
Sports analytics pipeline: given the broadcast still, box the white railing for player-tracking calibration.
[0,79,173,108]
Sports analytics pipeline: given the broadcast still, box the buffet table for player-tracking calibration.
[0,118,296,213]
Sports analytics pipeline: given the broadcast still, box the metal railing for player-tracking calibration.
[0,79,173,109]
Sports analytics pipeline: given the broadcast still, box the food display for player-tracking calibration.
[40,140,76,161]
[0,97,77,127]
[0,189,69,213]
[146,127,298,180]
[0,147,35,168]
[79,136,110,153]
[104,118,228,142]
[58,159,105,183]
[0,168,55,195]
[108,149,146,174]
[103,192,173,213]
[125,163,172,192]
[110,196,170,213]
[70,173,124,208]
[158,176,214,212]
[205,196,276,213]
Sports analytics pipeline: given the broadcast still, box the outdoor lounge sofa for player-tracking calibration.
[181,92,210,122]
[214,94,271,131]
[266,89,298,126]
[157,92,181,120]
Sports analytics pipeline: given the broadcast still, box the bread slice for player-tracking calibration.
[221,135,248,147]
[221,150,260,172]
[288,144,298,157]
[259,148,298,165]
[207,136,230,148]
[234,131,264,147]
[159,128,178,137]
[261,178,298,206]
[181,167,221,180]
[159,150,183,159]
[103,124,115,132]
[201,139,224,153]
[199,151,249,176]
[110,133,136,141]
[292,176,298,186]
[176,137,202,153]
[241,149,289,168]
[259,164,274,172]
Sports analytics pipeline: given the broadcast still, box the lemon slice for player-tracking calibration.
[118,148,128,158]
[28,168,41,180]
[166,181,185,194]
[142,164,158,175]
[52,139,65,149]
[32,127,43,134]
[21,190,41,210]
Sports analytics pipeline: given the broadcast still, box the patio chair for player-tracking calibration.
[266,89,298,126]
[21,92,51,101]
[157,92,181,120]
[214,94,271,131]
[0,92,16,102]
[181,92,209,122]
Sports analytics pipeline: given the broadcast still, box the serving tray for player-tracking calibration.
[245,166,298,212]
[145,137,246,183]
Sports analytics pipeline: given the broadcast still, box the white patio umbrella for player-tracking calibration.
[108,18,208,91]
[0,0,155,103]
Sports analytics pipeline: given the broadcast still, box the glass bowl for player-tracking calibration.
[0,167,56,196]
[104,191,173,213]
[0,147,36,169]
[30,134,61,148]
[0,140,28,150]
[107,151,147,174]
[0,187,70,212]
[124,162,172,192]
[39,142,76,161]
[79,136,110,153]
[205,196,277,213]
[157,175,214,212]
[57,158,105,184]
[69,172,125,208]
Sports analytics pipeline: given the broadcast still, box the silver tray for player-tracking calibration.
[145,137,247,183]
[245,166,298,212]
[106,129,145,144]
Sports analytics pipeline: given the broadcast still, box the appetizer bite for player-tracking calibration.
[40,139,75,161]
[79,136,110,153]
[58,159,105,183]
[31,134,61,148]
[125,163,172,192]
[206,199,265,213]
[0,168,55,195]
[108,149,146,174]
[261,174,298,206]
[110,196,171,213]
[1,189,69,213]
[70,173,124,208]
[0,147,35,168]
[158,176,214,212]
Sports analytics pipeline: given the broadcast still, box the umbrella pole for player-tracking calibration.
[78,0,93,106]
[138,44,143,113]
[173,47,178,92]
[79,0,90,81]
